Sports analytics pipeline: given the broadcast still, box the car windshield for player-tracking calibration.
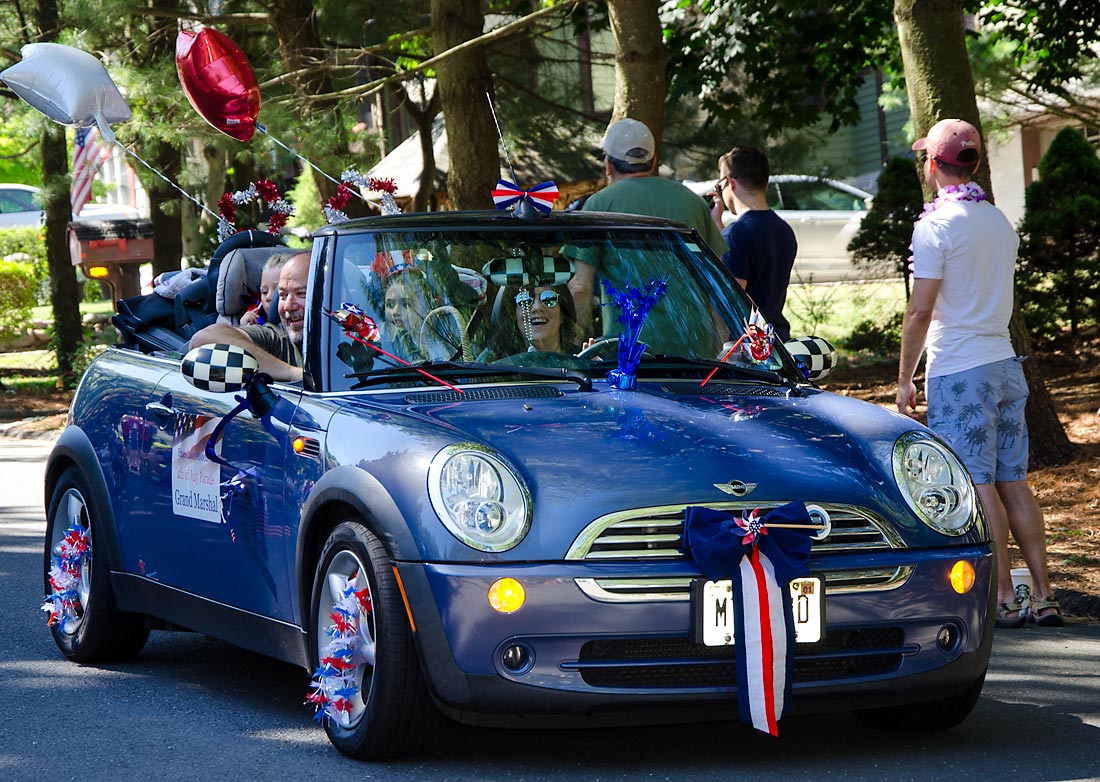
[324,224,794,391]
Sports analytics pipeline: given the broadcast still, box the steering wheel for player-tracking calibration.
[574,334,655,361]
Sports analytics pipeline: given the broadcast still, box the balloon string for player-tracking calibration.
[255,124,370,205]
[115,142,220,221]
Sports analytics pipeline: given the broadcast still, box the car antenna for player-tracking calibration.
[486,93,559,218]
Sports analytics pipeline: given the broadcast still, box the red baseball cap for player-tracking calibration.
[912,119,981,167]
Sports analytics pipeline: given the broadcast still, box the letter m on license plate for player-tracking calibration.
[691,576,824,646]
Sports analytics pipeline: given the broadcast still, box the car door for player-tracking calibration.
[131,372,303,622]
[773,180,867,283]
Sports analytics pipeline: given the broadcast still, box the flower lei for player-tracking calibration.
[909,181,991,274]
[324,169,401,224]
[41,526,90,628]
[918,181,988,221]
[217,179,294,242]
[306,573,373,726]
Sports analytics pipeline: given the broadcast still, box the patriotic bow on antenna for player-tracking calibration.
[492,179,560,214]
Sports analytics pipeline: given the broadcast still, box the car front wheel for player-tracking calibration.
[43,466,149,662]
[309,519,443,759]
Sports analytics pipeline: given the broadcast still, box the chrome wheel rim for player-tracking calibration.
[49,488,92,636]
[315,549,376,728]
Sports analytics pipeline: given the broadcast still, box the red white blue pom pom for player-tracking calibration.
[42,525,90,629]
[306,573,373,726]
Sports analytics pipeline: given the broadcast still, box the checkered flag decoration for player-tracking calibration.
[481,255,575,287]
[783,336,838,381]
[181,343,260,393]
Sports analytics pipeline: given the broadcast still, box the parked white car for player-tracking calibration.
[685,175,881,283]
[0,183,140,229]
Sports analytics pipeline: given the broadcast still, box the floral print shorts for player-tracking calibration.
[926,357,1029,484]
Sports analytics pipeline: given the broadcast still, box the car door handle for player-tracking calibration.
[145,398,177,429]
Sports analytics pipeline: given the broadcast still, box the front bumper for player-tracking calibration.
[396,545,994,727]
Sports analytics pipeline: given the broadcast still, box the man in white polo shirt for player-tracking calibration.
[896,118,1062,629]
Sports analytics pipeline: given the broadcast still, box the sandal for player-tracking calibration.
[996,599,1027,629]
[1029,595,1064,628]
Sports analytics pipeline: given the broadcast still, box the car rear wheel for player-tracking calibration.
[853,668,986,730]
[44,466,149,662]
[309,519,443,759]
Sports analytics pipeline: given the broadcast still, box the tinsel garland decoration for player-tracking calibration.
[217,179,294,242]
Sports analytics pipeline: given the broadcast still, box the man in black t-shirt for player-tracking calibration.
[711,147,797,342]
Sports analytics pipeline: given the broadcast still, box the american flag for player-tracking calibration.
[70,127,112,216]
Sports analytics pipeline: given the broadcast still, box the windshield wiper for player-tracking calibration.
[347,361,592,391]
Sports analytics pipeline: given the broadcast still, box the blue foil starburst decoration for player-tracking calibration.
[602,278,669,390]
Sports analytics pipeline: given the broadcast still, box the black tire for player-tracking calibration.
[309,519,443,759]
[44,466,149,662]
[853,668,986,730]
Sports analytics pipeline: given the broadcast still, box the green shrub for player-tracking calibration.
[0,226,49,304]
[0,259,37,339]
[839,312,903,354]
[1017,127,1100,342]
[847,157,923,297]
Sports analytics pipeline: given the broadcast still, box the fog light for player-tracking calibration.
[488,577,525,613]
[501,643,532,673]
[937,623,960,653]
[949,560,976,594]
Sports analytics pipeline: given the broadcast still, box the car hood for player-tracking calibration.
[386,382,927,552]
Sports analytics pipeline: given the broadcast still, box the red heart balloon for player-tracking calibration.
[176,27,260,142]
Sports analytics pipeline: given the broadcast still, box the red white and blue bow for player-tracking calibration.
[683,502,817,736]
[492,179,560,214]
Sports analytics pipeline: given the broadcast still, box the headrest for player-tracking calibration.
[216,247,296,323]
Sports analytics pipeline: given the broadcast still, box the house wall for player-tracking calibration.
[814,72,911,193]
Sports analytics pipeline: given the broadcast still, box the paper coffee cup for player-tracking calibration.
[1010,567,1033,610]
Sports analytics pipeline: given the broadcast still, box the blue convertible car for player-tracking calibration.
[44,210,993,758]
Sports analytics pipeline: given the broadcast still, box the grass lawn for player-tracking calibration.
[785,279,907,346]
[30,299,114,322]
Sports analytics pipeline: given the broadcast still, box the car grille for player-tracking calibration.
[567,502,909,600]
[570,629,907,688]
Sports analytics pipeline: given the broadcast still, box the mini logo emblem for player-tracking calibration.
[714,480,757,497]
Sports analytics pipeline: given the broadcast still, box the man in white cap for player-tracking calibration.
[896,118,1062,629]
[581,118,725,255]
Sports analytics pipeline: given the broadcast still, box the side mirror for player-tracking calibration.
[181,342,259,394]
[181,342,278,419]
[784,336,838,382]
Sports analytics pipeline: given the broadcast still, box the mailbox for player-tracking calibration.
[68,218,155,302]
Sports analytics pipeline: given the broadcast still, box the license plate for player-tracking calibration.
[693,576,824,646]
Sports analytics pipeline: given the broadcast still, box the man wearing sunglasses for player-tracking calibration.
[711,146,797,342]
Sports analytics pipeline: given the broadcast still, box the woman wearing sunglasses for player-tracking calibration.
[487,284,580,358]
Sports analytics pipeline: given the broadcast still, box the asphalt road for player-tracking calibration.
[3,438,1099,781]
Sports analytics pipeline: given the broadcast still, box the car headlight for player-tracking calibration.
[892,432,977,535]
[427,444,531,551]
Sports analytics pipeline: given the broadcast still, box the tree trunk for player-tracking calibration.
[605,0,667,151]
[42,124,82,386]
[895,0,1076,467]
[147,139,184,277]
[33,0,81,385]
[431,0,498,210]
[404,84,441,213]
[267,0,345,205]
